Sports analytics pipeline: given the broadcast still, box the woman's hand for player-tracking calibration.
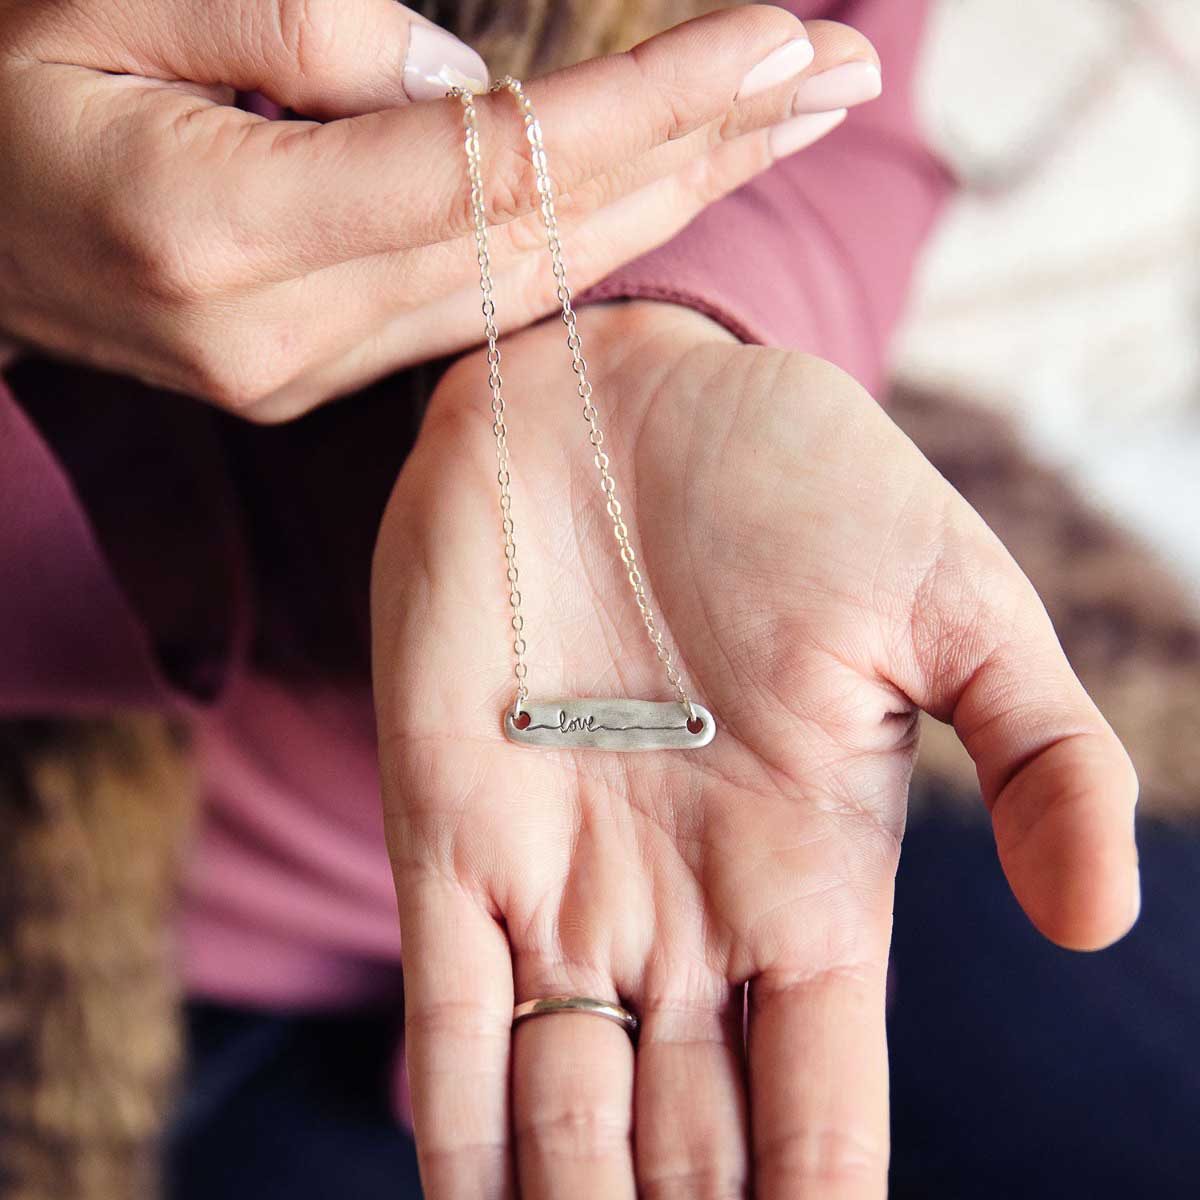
[371,301,1140,1200]
[0,1,877,421]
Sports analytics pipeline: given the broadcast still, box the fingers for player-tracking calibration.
[238,90,856,419]
[901,505,1141,951]
[185,8,877,289]
[18,0,484,117]
[802,18,882,77]
[398,877,515,1200]
[634,986,750,1200]
[227,4,821,271]
[777,17,883,126]
[749,962,891,1200]
[512,997,636,1199]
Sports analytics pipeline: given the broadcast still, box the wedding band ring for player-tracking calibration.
[512,996,638,1040]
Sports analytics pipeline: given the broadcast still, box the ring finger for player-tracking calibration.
[511,968,637,1200]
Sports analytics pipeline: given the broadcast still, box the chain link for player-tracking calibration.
[452,79,696,723]
[455,86,529,711]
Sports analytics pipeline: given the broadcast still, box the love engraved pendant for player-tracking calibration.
[506,700,717,752]
[453,79,715,753]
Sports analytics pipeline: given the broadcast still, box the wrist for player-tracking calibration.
[576,298,739,371]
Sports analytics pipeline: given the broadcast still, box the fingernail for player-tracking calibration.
[737,37,815,100]
[403,24,489,101]
[790,60,882,114]
[768,108,847,158]
[1130,870,1142,924]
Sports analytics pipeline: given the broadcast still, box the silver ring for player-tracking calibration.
[512,996,638,1040]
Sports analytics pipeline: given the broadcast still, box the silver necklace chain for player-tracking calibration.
[452,77,697,723]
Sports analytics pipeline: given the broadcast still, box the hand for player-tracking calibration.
[0,1,877,421]
[371,301,1139,1199]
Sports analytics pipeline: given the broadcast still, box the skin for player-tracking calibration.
[0,0,877,420]
[372,301,1141,1200]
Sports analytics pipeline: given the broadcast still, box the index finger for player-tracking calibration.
[219,5,815,271]
[750,960,892,1200]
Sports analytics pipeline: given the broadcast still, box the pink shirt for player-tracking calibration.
[0,0,948,1032]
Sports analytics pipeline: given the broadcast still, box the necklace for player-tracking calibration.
[452,78,715,752]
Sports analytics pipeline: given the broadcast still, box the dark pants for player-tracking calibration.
[167,1006,422,1199]
[169,813,1200,1199]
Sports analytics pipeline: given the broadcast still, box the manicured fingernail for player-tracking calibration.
[790,60,882,113]
[737,37,815,100]
[403,24,489,101]
[768,107,847,158]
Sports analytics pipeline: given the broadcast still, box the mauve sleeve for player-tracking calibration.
[0,365,244,718]
[586,0,951,396]
[0,377,170,715]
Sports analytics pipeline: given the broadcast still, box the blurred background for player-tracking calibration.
[884,1,1200,1196]
[902,0,1199,586]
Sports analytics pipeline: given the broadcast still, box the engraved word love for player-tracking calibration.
[547,710,597,734]
[505,698,715,753]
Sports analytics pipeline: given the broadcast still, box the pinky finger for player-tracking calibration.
[399,877,516,1200]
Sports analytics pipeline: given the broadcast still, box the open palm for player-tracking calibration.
[371,302,1139,1200]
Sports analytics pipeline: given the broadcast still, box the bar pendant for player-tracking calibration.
[504,698,715,752]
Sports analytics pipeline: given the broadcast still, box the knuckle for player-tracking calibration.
[516,1101,629,1161]
[191,360,259,413]
[210,362,290,417]
[405,998,508,1043]
[640,1164,746,1200]
[271,0,335,77]
[98,106,266,303]
[498,246,571,331]
[674,136,765,211]
[714,122,775,190]
[95,123,200,298]
[446,175,481,243]
[501,207,551,258]
[624,47,710,145]
[675,150,725,209]
[175,331,291,416]
[483,138,540,228]
[417,1136,508,1179]
[103,199,206,302]
[103,171,243,303]
[757,1123,890,1189]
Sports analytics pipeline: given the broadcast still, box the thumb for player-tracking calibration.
[27,0,488,117]
[898,501,1141,953]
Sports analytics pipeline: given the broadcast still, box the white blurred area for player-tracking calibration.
[892,0,1200,592]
